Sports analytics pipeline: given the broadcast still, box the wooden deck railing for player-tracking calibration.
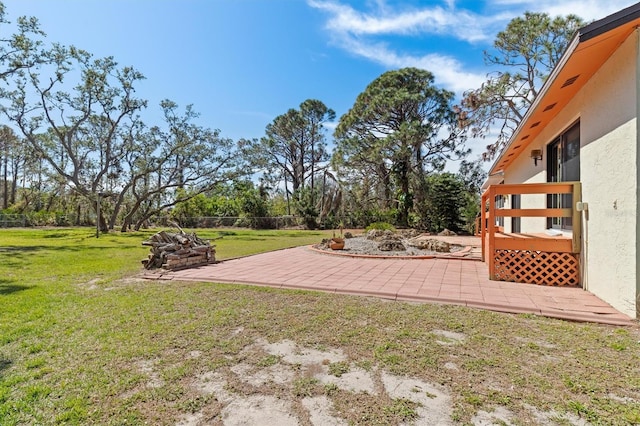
[481,182,582,285]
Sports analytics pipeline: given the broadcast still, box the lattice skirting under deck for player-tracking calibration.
[493,250,580,286]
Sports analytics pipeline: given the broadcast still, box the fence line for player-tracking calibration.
[0,214,390,229]
[168,215,383,229]
[0,214,27,228]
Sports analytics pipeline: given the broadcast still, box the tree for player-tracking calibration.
[0,2,245,228]
[118,100,241,231]
[2,40,242,231]
[0,2,47,83]
[0,125,19,208]
[5,49,150,231]
[2,44,149,232]
[333,67,468,227]
[0,3,51,212]
[418,172,466,233]
[239,184,270,229]
[245,99,335,216]
[458,158,487,196]
[457,159,487,234]
[461,12,584,159]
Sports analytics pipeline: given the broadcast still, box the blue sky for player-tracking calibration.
[3,0,638,158]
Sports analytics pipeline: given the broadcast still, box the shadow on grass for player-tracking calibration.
[0,245,83,262]
[0,281,33,295]
[0,359,11,377]
[0,246,47,252]
[0,245,116,253]
[42,232,73,238]
[110,231,157,239]
[0,245,87,269]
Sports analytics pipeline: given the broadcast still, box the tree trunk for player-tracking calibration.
[121,217,130,233]
[379,164,392,209]
[284,174,291,215]
[310,138,315,206]
[2,153,7,209]
[94,195,109,234]
[109,190,130,230]
[121,197,146,232]
[98,210,109,233]
[10,157,19,206]
[397,158,411,228]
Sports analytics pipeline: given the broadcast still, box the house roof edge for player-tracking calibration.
[580,2,640,42]
[486,2,640,179]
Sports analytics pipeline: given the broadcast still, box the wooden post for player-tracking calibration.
[572,181,582,254]
[488,186,496,280]
[481,190,487,262]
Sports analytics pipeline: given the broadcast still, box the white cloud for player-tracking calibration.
[308,0,490,95]
[487,0,638,21]
[323,120,338,132]
[308,0,639,96]
[308,0,497,43]
[341,36,485,94]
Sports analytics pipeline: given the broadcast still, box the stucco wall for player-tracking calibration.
[579,32,638,317]
[501,31,638,318]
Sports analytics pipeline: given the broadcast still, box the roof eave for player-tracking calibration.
[487,34,581,176]
[580,2,640,42]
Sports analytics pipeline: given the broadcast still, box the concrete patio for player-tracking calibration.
[142,246,635,326]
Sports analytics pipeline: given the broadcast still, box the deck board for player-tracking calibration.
[493,232,573,253]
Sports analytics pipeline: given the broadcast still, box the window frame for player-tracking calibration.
[546,121,580,230]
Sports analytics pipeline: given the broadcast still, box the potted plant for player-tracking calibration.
[330,221,345,250]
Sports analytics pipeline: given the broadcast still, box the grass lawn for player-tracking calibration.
[1,227,639,425]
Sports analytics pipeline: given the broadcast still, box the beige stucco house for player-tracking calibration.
[481,3,640,319]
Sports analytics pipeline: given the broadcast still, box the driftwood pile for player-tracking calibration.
[142,230,215,270]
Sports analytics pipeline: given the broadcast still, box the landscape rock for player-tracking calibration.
[398,229,422,238]
[438,228,457,236]
[366,229,399,241]
[315,231,466,257]
[377,239,406,251]
[407,238,451,252]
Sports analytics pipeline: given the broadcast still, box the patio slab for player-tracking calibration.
[142,246,635,326]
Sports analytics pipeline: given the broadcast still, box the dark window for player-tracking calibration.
[547,122,580,229]
[511,194,521,233]
[495,195,505,227]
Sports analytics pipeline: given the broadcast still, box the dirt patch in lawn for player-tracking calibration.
[178,337,453,425]
[167,336,595,425]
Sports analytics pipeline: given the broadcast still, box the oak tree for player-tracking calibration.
[119,100,240,231]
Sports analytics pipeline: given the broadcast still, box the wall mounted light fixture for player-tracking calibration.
[530,149,543,166]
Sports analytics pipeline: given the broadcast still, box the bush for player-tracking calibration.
[293,188,318,230]
[239,189,270,229]
[25,211,68,227]
[365,222,396,232]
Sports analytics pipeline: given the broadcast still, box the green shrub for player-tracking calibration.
[365,222,396,232]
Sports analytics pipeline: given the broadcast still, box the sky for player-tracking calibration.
[3,0,639,165]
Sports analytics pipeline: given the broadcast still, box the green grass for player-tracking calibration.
[193,228,335,259]
[1,227,639,425]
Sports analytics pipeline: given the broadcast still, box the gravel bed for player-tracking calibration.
[315,235,464,257]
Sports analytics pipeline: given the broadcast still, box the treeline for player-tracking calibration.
[0,3,582,234]
[0,5,242,232]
